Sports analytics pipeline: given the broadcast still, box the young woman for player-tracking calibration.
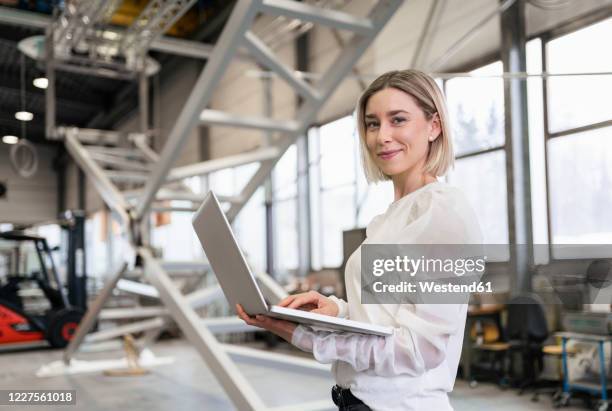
[237,69,483,411]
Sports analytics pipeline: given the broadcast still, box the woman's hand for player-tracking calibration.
[236,304,297,343]
[278,291,339,317]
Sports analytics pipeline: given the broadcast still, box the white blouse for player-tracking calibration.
[292,182,483,411]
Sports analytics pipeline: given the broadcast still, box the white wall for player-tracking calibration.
[0,143,58,225]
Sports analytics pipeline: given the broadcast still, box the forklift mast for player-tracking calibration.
[60,210,87,311]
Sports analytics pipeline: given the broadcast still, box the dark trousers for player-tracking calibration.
[331,385,372,411]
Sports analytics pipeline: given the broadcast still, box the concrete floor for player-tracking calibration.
[0,338,589,411]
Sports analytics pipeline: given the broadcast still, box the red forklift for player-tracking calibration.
[0,230,85,348]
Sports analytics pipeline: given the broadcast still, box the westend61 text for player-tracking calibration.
[371,281,493,294]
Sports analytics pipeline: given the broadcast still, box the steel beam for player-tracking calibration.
[57,127,122,145]
[121,0,198,55]
[85,317,166,343]
[199,109,300,133]
[151,205,200,213]
[117,279,160,298]
[88,152,152,172]
[85,145,138,156]
[226,0,403,221]
[184,285,223,309]
[243,31,320,102]
[259,0,375,36]
[501,0,533,294]
[201,317,259,333]
[64,129,131,227]
[45,26,56,139]
[123,188,203,202]
[105,170,150,183]
[135,0,262,220]
[0,6,238,61]
[139,72,149,134]
[130,133,160,162]
[140,247,266,411]
[64,263,128,364]
[168,146,280,181]
[99,306,169,320]
[223,344,330,377]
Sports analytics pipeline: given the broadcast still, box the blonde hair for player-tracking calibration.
[356,69,454,183]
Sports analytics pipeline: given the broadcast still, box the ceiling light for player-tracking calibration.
[2,135,19,145]
[15,111,33,121]
[33,77,48,89]
[102,30,120,41]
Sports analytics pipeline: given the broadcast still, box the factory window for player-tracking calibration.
[445,61,505,156]
[446,61,510,248]
[310,116,359,268]
[273,145,299,274]
[234,187,267,275]
[545,17,612,256]
[546,18,612,134]
[206,164,267,273]
[548,127,612,245]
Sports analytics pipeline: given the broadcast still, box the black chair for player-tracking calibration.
[505,294,550,395]
[471,294,550,391]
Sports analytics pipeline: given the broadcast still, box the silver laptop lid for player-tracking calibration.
[192,191,269,315]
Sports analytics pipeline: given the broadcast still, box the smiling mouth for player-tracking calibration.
[377,149,402,160]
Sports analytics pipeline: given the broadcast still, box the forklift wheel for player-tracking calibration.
[45,308,84,348]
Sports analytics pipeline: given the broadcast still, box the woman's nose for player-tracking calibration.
[377,122,393,144]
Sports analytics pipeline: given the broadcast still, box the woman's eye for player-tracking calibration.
[391,116,405,124]
[366,122,379,129]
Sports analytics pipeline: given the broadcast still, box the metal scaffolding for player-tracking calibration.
[37,0,403,409]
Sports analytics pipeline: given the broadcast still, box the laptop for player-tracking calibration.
[192,191,392,336]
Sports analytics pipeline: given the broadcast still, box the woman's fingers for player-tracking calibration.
[236,304,296,343]
[236,304,259,327]
[278,294,297,307]
[287,292,319,309]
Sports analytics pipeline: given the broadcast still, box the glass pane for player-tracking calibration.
[273,144,297,200]
[320,186,356,267]
[234,188,266,274]
[527,37,550,264]
[152,205,204,261]
[309,128,322,270]
[208,164,258,197]
[274,198,298,273]
[548,127,612,247]
[448,150,510,248]
[86,212,109,278]
[208,168,236,197]
[319,115,357,189]
[446,61,505,155]
[547,18,612,133]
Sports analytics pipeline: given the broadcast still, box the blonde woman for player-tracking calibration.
[237,69,483,411]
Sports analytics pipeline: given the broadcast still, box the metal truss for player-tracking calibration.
[47,0,195,80]
[120,0,197,60]
[136,0,403,223]
[57,0,400,409]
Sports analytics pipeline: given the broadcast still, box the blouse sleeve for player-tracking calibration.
[292,303,466,377]
[328,295,349,318]
[290,186,481,377]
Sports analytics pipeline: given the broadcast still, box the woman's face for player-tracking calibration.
[364,87,440,178]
